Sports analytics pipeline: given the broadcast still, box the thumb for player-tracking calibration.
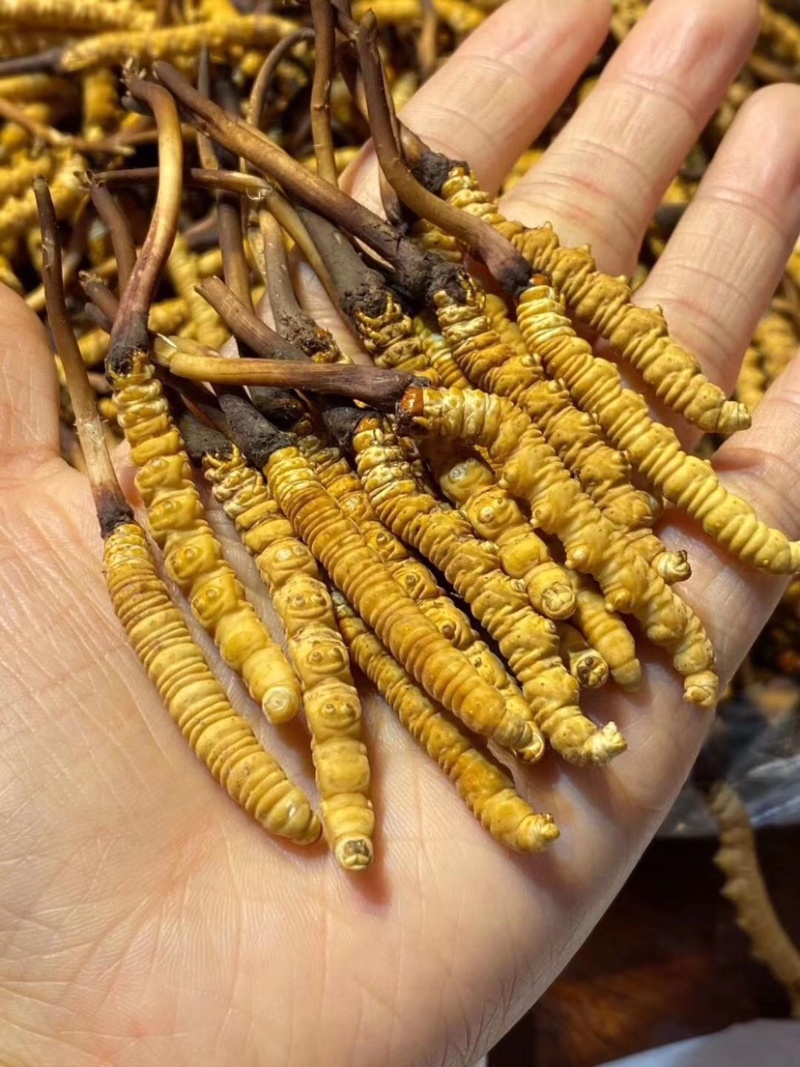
[0,284,60,479]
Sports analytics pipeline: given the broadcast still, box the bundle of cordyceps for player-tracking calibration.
[6,0,800,881]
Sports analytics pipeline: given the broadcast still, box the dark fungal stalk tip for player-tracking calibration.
[178,411,235,465]
[218,393,294,471]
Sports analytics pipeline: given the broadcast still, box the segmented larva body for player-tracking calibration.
[105,522,320,843]
[429,442,576,620]
[108,350,302,724]
[202,448,374,869]
[571,574,641,690]
[79,297,190,367]
[267,444,534,752]
[60,13,299,72]
[435,280,688,583]
[353,417,623,764]
[484,293,527,361]
[0,150,56,203]
[516,280,800,575]
[557,622,608,690]
[0,151,84,243]
[708,782,800,1018]
[331,593,558,853]
[354,289,434,377]
[737,345,768,415]
[400,386,717,707]
[414,317,472,388]
[759,0,800,65]
[82,67,120,142]
[297,426,536,740]
[167,233,228,349]
[0,0,154,31]
[437,164,748,434]
[755,312,798,387]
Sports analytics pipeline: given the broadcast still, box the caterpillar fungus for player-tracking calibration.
[108,351,303,725]
[352,416,626,765]
[35,177,319,847]
[200,440,374,871]
[431,273,689,586]
[708,782,800,1018]
[331,593,559,854]
[429,161,749,436]
[221,401,537,754]
[515,276,800,575]
[397,385,718,707]
[296,426,540,750]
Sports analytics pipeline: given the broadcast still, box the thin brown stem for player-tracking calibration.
[248,27,314,131]
[310,0,338,185]
[258,193,337,303]
[107,74,184,368]
[87,180,137,293]
[355,13,530,293]
[81,271,120,323]
[156,345,414,409]
[153,60,458,305]
[418,0,439,81]
[35,178,132,534]
[93,164,271,197]
[197,275,310,362]
[195,47,220,172]
[0,97,132,156]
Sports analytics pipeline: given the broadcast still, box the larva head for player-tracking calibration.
[274,578,331,629]
[336,835,374,873]
[435,456,494,505]
[292,632,352,690]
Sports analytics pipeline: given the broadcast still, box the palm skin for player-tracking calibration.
[2,0,800,1063]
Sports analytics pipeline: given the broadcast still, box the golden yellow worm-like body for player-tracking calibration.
[203,448,374,871]
[1,0,154,32]
[0,151,84,243]
[105,522,320,844]
[430,443,576,620]
[355,289,433,377]
[167,232,228,350]
[0,151,57,204]
[737,345,769,415]
[109,350,302,724]
[571,573,641,690]
[414,317,472,388]
[401,385,717,707]
[759,0,800,64]
[81,67,120,142]
[557,622,609,690]
[516,279,800,575]
[0,72,71,103]
[267,444,534,752]
[0,29,69,62]
[709,782,800,1018]
[60,13,298,72]
[79,297,190,367]
[0,254,22,294]
[297,426,539,754]
[332,593,559,853]
[438,164,748,435]
[435,278,689,583]
[354,416,623,764]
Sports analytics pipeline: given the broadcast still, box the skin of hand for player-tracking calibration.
[1,0,799,1063]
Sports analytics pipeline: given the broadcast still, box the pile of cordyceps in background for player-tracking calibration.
[3,0,800,918]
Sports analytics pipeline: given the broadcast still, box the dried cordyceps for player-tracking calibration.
[708,783,800,1018]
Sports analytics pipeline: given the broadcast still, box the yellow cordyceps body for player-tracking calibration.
[434,277,690,584]
[167,233,228,349]
[79,297,190,366]
[737,344,769,415]
[353,416,624,765]
[0,72,71,103]
[430,443,577,620]
[105,521,320,844]
[759,0,800,64]
[60,13,299,72]
[571,574,641,690]
[709,782,800,1018]
[0,151,56,204]
[400,385,718,707]
[484,292,527,360]
[203,447,374,871]
[108,350,302,724]
[332,593,559,853]
[0,151,84,243]
[81,67,120,142]
[266,444,536,753]
[516,279,800,575]
[1,0,154,32]
[739,312,799,413]
[414,317,472,388]
[355,289,433,377]
[297,426,539,752]
[437,164,749,435]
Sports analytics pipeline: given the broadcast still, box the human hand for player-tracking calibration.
[1,1,798,1064]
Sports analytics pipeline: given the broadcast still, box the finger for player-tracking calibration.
[0,286,60,478]
[343,0,612,214]
[636,84,800,399]
[660,353,800,677]
[501,0,760,274]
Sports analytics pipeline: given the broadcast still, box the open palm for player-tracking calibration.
[2,1,799,1063]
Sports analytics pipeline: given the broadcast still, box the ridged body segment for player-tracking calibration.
[104,523,320,843]
[516,282,800,575]
[332,594,558,853]
[108,350,302,723]
[203,448,374,870]
[267,445,532,751]
[400,386,717,707]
